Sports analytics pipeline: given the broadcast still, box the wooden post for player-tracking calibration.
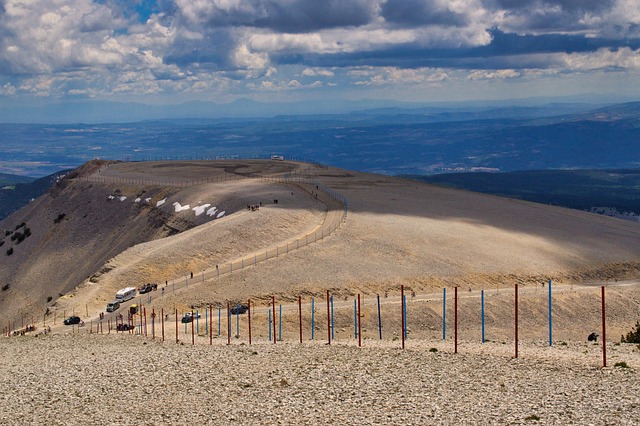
[298,296,302,344]
[272,296,277,345]
[357,294,362,347]
[326,290,331,345]
[454,286,458,354]
[401,285,405,350]
[515,284,519,359]
[601,286,607,368]
[248,300,252,345]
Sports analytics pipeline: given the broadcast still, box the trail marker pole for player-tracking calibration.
[401,285,405,350]
[175,309,178,344]
[403,294,407,339]
[358,294,362,347]
[248,300,252,345]
[209,305,213,345]
[218,307,221,337]
[601,286,607,368]
[481,289,485,344]
[278,304,283,341]
[311,298,315,340]
[298,296,302,344]
[191,310,195,346]
[268,308,272,341]
[151,309,155,339]
[272,296,277,344]
[454,286,458,354]
[331,295,335,341]
[377,294,382,340]
[442,288,447,340]
[227,303,231,345]
[161,308,165,342]
[353,299,357,339]
[326,290,331,345]
[515,284,519,359]
[236,304,240,338]
[548,279,553,346]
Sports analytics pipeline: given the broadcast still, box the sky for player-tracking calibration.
[1,0,640,111]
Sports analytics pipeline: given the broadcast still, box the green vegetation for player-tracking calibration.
[525,414,541,421]
[429,347,438,353]
[621,321,640,344]
[614,361,630,369]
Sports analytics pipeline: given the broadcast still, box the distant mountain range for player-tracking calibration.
[0,171,69,220]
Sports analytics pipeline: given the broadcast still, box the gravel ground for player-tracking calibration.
[1,333,638,425]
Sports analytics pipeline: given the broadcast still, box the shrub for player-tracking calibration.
[4,230,10,236]
[15,222,25,230]
[47,296,53,303]
[53,213,66,224]
[6,247,13,256]
[525,414,541,422]
[614,361,630,369]
[0,240,4,247]
[429,347,438,353]
[1,284,9,291]
[621,321,640,344]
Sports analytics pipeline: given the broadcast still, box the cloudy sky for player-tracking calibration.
[1,0,640,109]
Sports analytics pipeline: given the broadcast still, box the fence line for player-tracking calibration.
[6,284,621,368]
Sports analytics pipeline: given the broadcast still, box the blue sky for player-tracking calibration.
[1,0,640,112]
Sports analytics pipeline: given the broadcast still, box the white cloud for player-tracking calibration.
[301,68,335,77]
[467,69,521,80]
[350,67,449,86]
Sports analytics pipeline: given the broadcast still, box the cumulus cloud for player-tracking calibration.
[0,0,639,101]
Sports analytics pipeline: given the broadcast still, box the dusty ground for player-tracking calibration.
[4,159,640,424]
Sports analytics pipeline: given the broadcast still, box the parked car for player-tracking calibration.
[181,312,201,323]
[106,300,120,312]
[138,283,153,294]
[230,304,249,315]
[63,316,81,325]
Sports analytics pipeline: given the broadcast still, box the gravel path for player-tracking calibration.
[1,334,638,425]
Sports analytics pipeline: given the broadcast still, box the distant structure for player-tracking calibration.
[271,155,284,161]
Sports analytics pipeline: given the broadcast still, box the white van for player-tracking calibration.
[115,287,136,302]
[271,155,284,161]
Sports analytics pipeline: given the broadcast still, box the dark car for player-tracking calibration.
[230,304,249,315]
[181,312,201,323]
[139,283,152,294]
[63,316,81,325]
[116,323,133,331]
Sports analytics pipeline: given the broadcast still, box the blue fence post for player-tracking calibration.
[311,298,315,340]
[236,304,240,338]
[377,294,382,340]
[481,289,485,343]
[278,304,282,341]
[353,299,357,339]
[403,294,407,339]
[196,310,199,335]
[548,279,553,346]
[330,296,335,341]
[268,308,272,341]
[442,288,447,340]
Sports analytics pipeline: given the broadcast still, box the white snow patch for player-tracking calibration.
[145,197,152,203]
[134,197,141,203]
[193,204,211,216]
[173,202,190,212]
[107,195,115,200]
[156,198,166,207]
[119,196,127,202]
[217,211,226,218]
[206,207,218,217]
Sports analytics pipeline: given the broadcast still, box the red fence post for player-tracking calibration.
[454,286,458,354]
[227,302,231,346]
[298,296,302,344]
[327,290,331,345]
[161,308,165,342]
[248,300,252,345]
[515,283,519,359]
[191,309,195,345]
[209,304,213,345]
[601,285,607,368]
[175,309,178,344]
